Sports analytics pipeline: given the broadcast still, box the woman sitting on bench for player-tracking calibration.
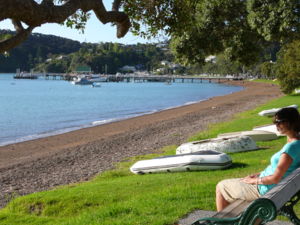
[216,107,300,211]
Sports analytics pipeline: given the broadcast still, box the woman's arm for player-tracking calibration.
[259,153,293,185]
[242,153,293,185]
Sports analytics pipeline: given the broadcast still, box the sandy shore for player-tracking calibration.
[0,81,282,208]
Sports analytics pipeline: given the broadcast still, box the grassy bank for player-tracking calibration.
[251,79,279,85]
[1,94,299,225]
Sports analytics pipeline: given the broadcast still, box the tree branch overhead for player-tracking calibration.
[0,0,131,53]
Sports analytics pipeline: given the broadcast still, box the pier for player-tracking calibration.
[13,71,237,83]
[14,72,76,81]
[106,75,234,83]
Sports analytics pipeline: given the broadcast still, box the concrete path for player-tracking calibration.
[177,210,292,225]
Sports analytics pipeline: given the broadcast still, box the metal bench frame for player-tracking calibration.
[192,167,300,225]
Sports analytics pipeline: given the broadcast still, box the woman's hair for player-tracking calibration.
[274,107,300,132]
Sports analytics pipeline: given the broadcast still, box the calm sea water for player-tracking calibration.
[0,74,243,146]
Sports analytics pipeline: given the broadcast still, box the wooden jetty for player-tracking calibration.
[13,70,237,83]
[14,73,38,79]
[106,75,234,83]
[14,71,75,81]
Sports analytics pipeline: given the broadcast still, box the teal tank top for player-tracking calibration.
[258,140,300,195]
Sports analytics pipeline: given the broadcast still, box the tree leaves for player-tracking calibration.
[64,10,90,33]
[276,40,300,94]
[247,0,300,41]
[169,0,263,66]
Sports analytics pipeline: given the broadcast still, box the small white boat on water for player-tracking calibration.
[130,150,232,174]
[217,130,278,142]
[176,136,258,154]
[253,124,284,136]
[71,77,94,85]
[92,82,101,87]
[258,104,298,117]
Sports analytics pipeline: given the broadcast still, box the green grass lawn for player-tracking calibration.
[250,79,279,85]
[1,94,300,225]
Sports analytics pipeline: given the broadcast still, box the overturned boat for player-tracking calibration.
[258,104,298,117]
[217,130,278,142]
[176,136,258,154]
[130,150,232,174]
[253,124,284,136]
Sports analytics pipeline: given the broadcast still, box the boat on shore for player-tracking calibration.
[176,136,258,154]
[253,124,284,136]
[258,104,298,117]
[130,150,232,174]
[217,130,278,141]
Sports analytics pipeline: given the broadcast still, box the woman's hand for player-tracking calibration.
[243,173,260,179]
[247,173,260,178]
[241,173,261,184]
[240,176,258,185]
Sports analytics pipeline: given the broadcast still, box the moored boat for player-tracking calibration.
[92,82,101,87]
[71,77,94,85]
[130,150,232,174]
[176,136,258,154]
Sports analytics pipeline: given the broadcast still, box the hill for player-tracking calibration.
[0,30,81,72]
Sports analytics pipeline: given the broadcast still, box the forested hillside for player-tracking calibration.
[0,30,172,74]
[36,42,172,74]
[0,30,81,72]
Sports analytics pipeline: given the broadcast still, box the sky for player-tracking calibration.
[0,0,165,45]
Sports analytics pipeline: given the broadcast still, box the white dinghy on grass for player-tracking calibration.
[176,136,258,155]
[253,124,284,136]
[258,104,298,117]
[217,130,278,142]
[130,150,232,174]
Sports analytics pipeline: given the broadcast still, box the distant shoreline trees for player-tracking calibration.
[0,30,173,74]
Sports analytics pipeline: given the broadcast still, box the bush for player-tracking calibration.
[276,40,300,94]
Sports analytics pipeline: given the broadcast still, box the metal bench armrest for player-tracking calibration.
[191,198,276,225]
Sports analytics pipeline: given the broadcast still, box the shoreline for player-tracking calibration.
[0,80,242,148]
[0,96,217,148]
[0,80,282,208]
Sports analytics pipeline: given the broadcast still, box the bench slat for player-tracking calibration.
[264,167,300,210]
[214,200,251,218]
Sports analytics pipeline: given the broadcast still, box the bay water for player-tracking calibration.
[0,74,243,146]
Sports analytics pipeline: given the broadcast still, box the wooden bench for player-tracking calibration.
[191,167,300,225]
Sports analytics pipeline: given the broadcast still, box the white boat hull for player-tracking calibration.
[253,124,284,136]
[217,130,278,141]
[130,150,232,174]
[176,136,258,154]
[258,104,298,117]
[71,78,93,85]
[92,82,101,87]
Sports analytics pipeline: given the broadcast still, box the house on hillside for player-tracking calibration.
[205,55,216,63]
[56,55,68,60]
[119,65,136,73]
[161,60,170,66]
